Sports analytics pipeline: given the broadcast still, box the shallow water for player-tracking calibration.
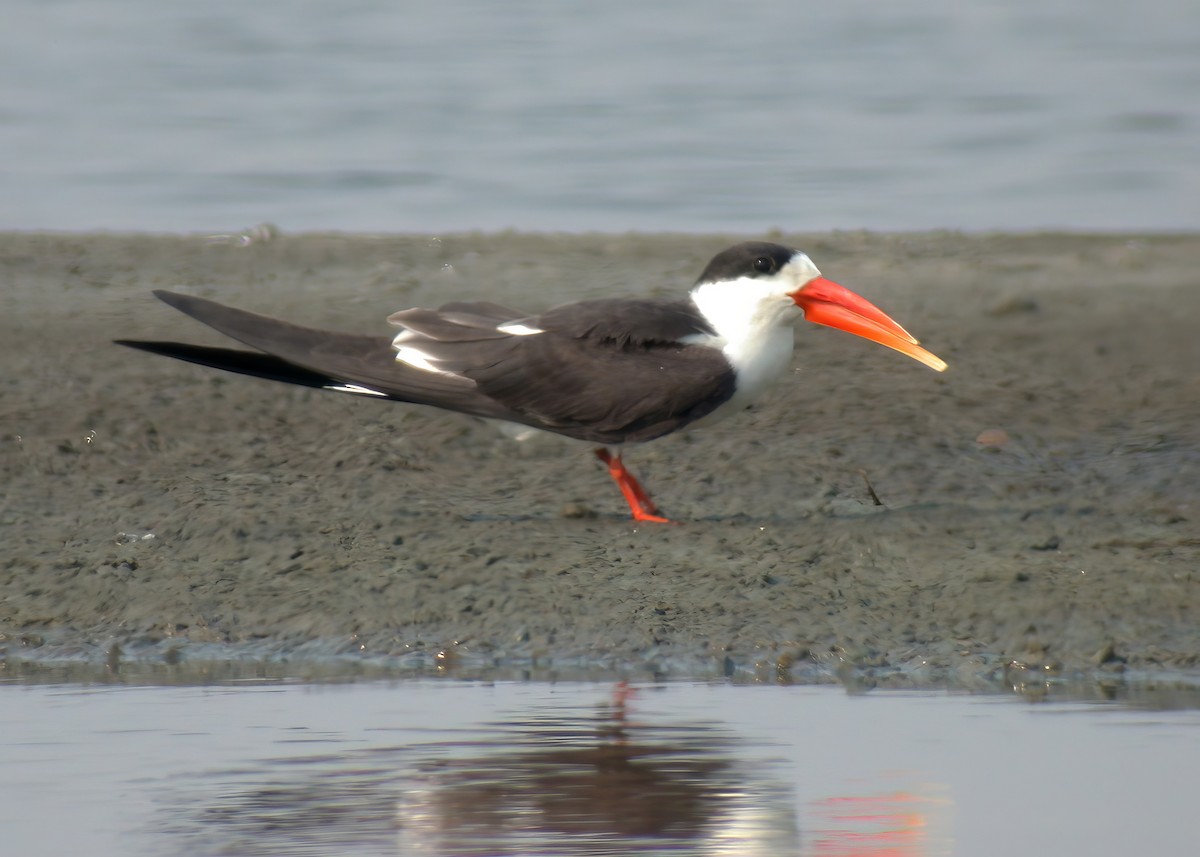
[2,0,1198,233]
[2,679,1195,856]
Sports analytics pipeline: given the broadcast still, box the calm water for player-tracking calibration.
[2,680,1197,856]
[2,0,1197,234]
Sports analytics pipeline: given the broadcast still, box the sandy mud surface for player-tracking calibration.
[1,231,1197,683]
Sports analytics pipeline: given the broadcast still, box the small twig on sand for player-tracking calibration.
[857,469,884,506]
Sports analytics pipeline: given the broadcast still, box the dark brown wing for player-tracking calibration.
[387,300,526,341]
[462,298,736,444]
[537,298,716,346]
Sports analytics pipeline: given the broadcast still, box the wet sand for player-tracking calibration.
[2,231,1197,682]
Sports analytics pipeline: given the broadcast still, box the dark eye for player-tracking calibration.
[753,256,775,274]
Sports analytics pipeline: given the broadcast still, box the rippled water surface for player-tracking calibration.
[2,0,1197,233]
[2,680,1196,856]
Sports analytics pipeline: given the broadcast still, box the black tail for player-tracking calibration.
[114,291,511,418]
[114,340,338,390]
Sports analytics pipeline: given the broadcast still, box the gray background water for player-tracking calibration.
[2,0,1198,233]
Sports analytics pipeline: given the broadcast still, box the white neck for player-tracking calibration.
[687,276,802,408]
[685,251,822,408]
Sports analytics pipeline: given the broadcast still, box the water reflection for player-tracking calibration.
[8,680,1197,856]
[808,790,946,857]
[164,691,799,856]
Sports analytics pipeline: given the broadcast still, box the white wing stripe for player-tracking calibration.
[496,321,544,336]
[394,345,461,377]
[325,383,388,397]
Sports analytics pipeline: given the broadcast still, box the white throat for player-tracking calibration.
[686,253,821,409]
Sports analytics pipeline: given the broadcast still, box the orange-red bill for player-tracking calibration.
[791,277,947,372]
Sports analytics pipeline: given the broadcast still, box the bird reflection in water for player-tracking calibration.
[168,687,948,856]
[807,790,943,857]
[394,683,798,855]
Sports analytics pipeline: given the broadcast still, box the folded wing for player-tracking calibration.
[120,290,737,444]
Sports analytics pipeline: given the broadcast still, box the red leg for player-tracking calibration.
[611,680,636,723]
[594,448,673,524]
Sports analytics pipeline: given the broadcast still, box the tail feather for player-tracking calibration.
[114,340,341,390]
[117,290,519,420]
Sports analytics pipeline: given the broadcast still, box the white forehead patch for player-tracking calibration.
[785,252,821,285]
